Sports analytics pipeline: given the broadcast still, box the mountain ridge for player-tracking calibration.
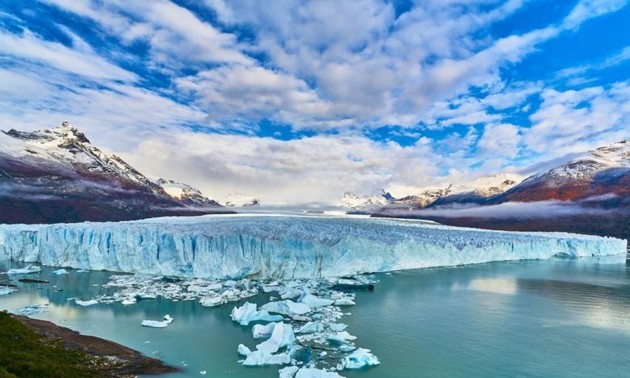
[0,122,230,224]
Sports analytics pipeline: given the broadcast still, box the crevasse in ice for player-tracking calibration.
[0,215,626,279]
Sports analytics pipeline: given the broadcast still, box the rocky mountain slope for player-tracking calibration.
[489,140,630,208]
[0,122,228,224]
[375,140,630,238]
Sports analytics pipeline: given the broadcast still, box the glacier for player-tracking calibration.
[0,214,626,280]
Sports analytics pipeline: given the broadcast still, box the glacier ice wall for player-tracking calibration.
[0,215,626,279]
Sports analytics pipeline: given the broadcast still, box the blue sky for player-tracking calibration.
[0,0,628,203]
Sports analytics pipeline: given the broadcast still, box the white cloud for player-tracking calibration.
[477,123,522,158]
[563,0,628,30]
[523,82,630,157]
[42,0,251,66]
[0,28,136,81]
[122,133,442,204]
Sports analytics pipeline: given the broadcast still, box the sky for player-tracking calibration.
[0,0,629,204]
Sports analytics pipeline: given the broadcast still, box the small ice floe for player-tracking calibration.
[231,302,283,326]
[261,300,311,316]
[12,303,48,316]
[327,331,357,344]
[7,265,41,275]
[75,299,99,307]
[121,297,137,306]
[253,323,276,338]
[242,350,290,366]
[199,371,207,375]
[294,367,345,378]
[341,348,380,369]
[255,323,295,354]
[279,366,299,378]
[332,297,355,306]
[0,285,17,296]
[237,344,252,357]
[298,293,334,308]
[52,269,69,275]
[199,294,225,307]
[296,321,324,334]
[141,314,174,328]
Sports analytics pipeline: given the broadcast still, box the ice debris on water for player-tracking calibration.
[141,314,174,328]
[294,368,345,378]
[231,302,284,326]
[12,303,48,316]
[7,265,41,275]
[256,323,296,354]
[229,276,379,376]
[75,299,99,307]
[0,285,17,296]
[341,348,380,369]
[52,268,68,275]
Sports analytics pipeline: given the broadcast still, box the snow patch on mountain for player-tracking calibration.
[225,193,260,207]
[337,190,393,211]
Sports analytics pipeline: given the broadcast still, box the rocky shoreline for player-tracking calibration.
[9,314,179,377]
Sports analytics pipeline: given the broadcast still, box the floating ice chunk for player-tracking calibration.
[328,323,347,332]
[199,295,225,307]
[253,323,275,338]
[333,298,355,306]
[342,348,380,369]
[121,297,136,305]
[0,285,17,296]
[338,344,356,353]
[279,366,300,378]
[327,331,356,343]
[297,321,325,334]
[75,299,99,306]
[298,293,334,308]
[295,368,345,378]
[256,322,295,354]
[231,302,283,326]
[242,350,290,366]
[261,300,311,316]
[12,303,48,316]
[52,268,68,275]
[237,344,252,357]
[141,314,174,328]
[199,371,207,375]
[7,265,41,275]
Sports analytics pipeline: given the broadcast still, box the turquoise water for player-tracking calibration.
[1,257,629,377]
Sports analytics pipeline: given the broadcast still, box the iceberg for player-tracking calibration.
[279,366,300,378]
[262,300,311,316]
[255,322,296,353]
[6,264,41,275]
[0,285,17,295]
[0,215,625,280]
[141,314,174,328]
[242,350,290,366]
[52,268,68,275]
[75,299,99,307]
[231,302,283,326]
[295,368,345,378]
[342,348,380,369]
[237,344,252,357]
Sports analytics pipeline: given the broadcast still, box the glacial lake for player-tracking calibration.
[1,256,629,378]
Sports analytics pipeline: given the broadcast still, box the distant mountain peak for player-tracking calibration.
[0,122,226,224]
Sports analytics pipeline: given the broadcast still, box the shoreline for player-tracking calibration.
[8,313,180,377]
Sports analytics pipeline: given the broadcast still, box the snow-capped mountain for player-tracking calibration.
[492,140,630,207]
[225,193,260,207]
[0,122,226,224]
[156,178,220,207]
[429,173,522,208]
[337,190,394,211]
[383,173,523,210]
